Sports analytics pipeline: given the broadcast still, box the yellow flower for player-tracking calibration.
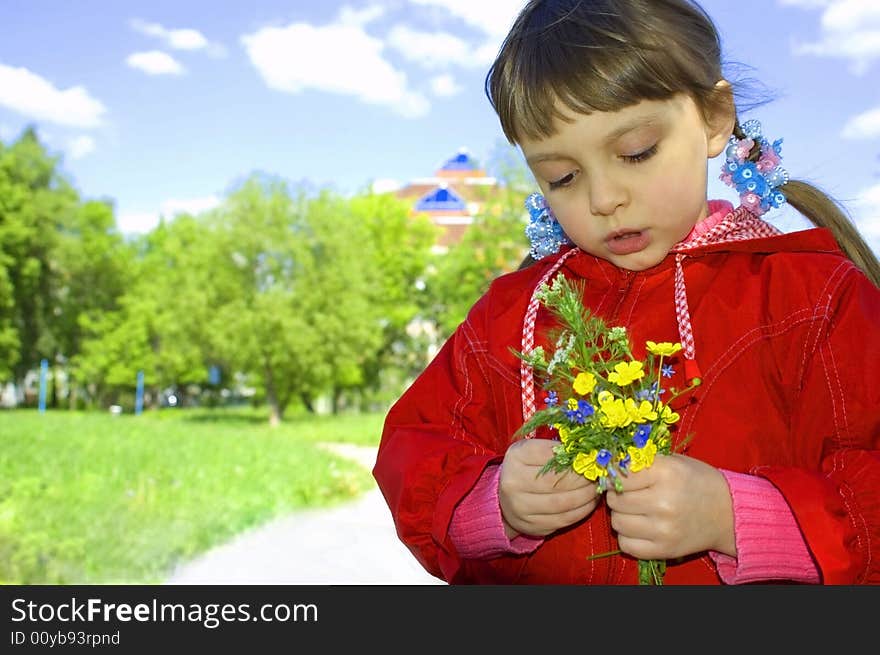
[608,361,645,386]
[597,390,614,405]
[627,438,658,472]
[654,423,671,448]
[572,450,607,481]
[658,403,680,424]
[573,372,597,396]
[567,397,579,411]
[599,396,632,429]
[625,398,658,423]
[645,341,683,357]
[554,423,572,443]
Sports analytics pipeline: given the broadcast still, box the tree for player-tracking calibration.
[204,174,384,425]
[426,178,533,339]
[72,213,214,408]
[0,128,78,391]
[347,190,438,408]
[52,199,131,406]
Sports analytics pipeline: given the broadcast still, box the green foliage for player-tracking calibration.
[349,191,438,402]
[427,182,532,339]
[0,408,383,584]
[0,128,78,381]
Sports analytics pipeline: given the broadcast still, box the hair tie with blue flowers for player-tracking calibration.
[524,192,571,259]
[720,118,789,216]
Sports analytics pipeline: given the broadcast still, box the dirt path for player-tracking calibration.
[164,444,446,585]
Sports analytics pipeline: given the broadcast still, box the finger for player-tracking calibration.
[611,468,655,493]
[537,468,596,493]
[518,484,599,516]
[604,486,655,514]
[616,534,665,561]
[521,496,599,534]
[608,509,656,539]
[511,438,562,465]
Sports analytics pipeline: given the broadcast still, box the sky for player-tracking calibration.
[1,0,879,252]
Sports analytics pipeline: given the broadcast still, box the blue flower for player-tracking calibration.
[618,453,631,473]
[636,381,666,401]
[596,449,612,467]
[564,400,594,424]
[544,391,558,407]
[661,364,674,378]
[633,424,652,448]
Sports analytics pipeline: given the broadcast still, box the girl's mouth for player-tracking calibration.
[606,230,649,256]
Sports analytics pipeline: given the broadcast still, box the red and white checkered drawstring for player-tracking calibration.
[672,252,701,382]
[519,206,783,436]
[520,248,579,438]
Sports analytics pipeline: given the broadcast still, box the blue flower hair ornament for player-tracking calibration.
[720,119,789,216]
[525,192,571,259]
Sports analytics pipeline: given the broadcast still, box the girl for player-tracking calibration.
[373,0,880,584]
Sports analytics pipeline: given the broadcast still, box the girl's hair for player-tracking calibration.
[487,0,880,286]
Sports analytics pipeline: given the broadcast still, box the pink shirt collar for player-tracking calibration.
[680,199,734,246]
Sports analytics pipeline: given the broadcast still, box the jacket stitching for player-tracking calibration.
[836,473,870,583]
[798,261,849,381]
[820,337,852,446]
[624,276,646,326]
[821,346,871,582]
[455,320,491,456]
[679,311,820,436]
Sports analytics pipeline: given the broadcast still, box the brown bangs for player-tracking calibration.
[486,0,723,144]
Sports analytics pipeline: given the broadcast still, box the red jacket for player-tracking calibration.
[373,227,880,584]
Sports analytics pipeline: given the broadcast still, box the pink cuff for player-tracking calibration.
[709,470,820,584]
[448,464,543,559]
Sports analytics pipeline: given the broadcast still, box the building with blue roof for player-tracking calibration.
[390,147,501,251]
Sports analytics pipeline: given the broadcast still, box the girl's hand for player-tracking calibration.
[499,438,599,538]
[604,454,736,560]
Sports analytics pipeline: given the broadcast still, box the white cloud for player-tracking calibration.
[821,0,880,31]
[241,9,429,118]
[130,18,225,56]
[0,63,106,128]
[408,0,524,38]
[400,1,522,73]
[853,182,880,237]
[371,178,403,194]
[66,135,96,160]
[388,25,492,69]
[779,0,832,8]
[117,195,221,235]
[430,73,462,97]
[126,51,185,76]
[160,195,221,216]
[785,0,880,73]
[842,105,880,138]
[338,5,386,26]
[117,211,160,234]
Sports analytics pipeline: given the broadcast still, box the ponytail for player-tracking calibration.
[733,121,880,288]
[782,180,880,288]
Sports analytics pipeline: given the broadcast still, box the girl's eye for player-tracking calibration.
[622,144,658,164]
[548,172,576,190]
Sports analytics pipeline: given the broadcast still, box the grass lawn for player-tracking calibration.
[0,406,386,584]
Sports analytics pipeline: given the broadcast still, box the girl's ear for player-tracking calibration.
[705,79,735,158]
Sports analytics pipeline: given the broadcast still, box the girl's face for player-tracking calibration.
[519,94,731,271]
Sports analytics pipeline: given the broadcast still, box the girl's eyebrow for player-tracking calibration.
[526,111,667,165]
[603,112,665,144]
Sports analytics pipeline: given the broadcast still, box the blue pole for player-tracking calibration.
[38,358,48,413]
[135,370,144,416]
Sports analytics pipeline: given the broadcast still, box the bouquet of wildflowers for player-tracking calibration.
[514,275,699,585]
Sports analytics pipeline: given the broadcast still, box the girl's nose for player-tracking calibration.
[588,171,627,217]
